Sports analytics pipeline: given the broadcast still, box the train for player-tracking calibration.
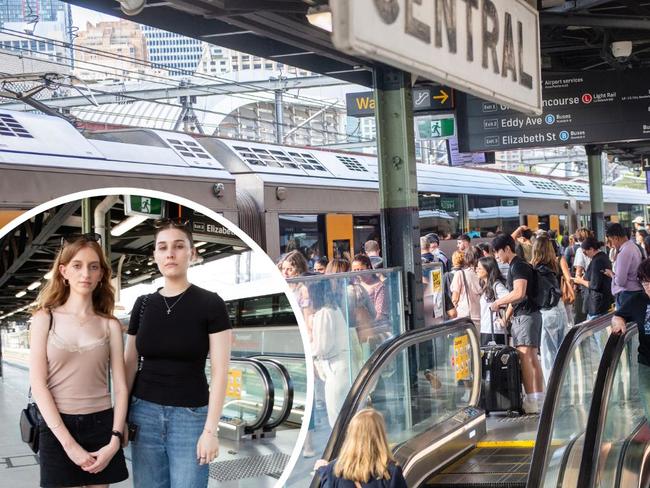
[2,108,649,261]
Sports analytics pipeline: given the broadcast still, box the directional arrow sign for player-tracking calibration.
[346,85,454,117]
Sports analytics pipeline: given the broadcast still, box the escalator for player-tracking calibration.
[316,315,616,488]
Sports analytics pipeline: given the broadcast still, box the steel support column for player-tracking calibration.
[586,145,605,241]
[373,67,423,330]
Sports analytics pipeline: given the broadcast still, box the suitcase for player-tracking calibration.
[480,311,523,415]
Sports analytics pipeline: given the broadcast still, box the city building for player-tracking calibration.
[141,24,203,77]
[0,0,73,66]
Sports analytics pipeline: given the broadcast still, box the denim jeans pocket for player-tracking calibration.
[184,405,208,416]
[130,396,141,407]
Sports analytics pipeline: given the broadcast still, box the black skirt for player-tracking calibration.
[39,408,129,488]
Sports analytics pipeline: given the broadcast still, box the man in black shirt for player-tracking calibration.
[490,234,545,414]
[572,237,613,320]
[611,258,650,421]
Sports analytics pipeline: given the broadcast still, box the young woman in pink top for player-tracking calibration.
[30,234,129,487]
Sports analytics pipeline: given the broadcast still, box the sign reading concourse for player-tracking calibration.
[331,0,541,115]
[456,70,650,152]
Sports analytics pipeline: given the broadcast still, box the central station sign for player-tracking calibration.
[331,0,542,114]
[456,69,650,152]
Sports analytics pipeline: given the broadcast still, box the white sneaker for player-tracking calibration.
[523,396,540,414]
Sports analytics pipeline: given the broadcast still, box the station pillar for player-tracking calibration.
[586,145,605,241]
[373,67,424,330]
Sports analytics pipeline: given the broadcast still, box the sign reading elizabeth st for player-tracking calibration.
[331,0,541,115]
[456,70,650,152]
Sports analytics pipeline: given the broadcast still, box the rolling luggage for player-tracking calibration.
[480,311,523,415]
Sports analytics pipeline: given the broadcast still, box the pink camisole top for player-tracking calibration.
[46,312,112,415]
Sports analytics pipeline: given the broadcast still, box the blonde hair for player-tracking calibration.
[33,239,116,318]
[531,235,559,274]
[325,258,350,274]
[334,408,395,483]
[452,250,465,269]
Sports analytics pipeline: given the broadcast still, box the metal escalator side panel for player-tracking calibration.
[254,357,294,430]
[527,313,614,488]
[226,358,275,433]
[615,422,650,488]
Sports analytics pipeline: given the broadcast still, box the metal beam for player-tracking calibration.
[540,13,650,30]
[0,202,80,288]
[373,67,423,331]
[545,0,613,12]
[586,145,605,241]
[0,76,348,110]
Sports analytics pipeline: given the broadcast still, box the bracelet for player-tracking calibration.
[111,430,124,442]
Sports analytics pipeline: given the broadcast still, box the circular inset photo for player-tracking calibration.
[0,188,311,488]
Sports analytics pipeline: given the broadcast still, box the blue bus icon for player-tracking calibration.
[559,131,570,141]
[545,114,556,125]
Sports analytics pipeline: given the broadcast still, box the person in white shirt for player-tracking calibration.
[476,256,509,345]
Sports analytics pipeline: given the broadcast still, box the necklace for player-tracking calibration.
[161,287,190,315]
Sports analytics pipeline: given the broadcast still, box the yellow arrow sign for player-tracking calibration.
[433,89,449,105]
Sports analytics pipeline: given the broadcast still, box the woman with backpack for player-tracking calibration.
[531,234,570,384]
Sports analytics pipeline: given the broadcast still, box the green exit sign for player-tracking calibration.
[418,118,454,139]
[125,195,163,218]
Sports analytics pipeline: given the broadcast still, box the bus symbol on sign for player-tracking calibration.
[485,136,500,146]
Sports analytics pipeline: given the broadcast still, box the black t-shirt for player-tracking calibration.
[506,256,538,316]
[128,284,231,407]
[614,291,650,366]
[584,251,613,316]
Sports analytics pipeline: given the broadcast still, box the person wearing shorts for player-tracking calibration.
[490,234,545,414]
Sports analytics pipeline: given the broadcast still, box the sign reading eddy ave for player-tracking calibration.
[456,70,650,152]
[331,0,541,115]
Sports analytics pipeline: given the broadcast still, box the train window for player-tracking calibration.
[279,214,324,260]
[618,204,645,232]
[353,216,381,254]
[467,196,519,237]
[418,193,461,237]
[228,293,295,328]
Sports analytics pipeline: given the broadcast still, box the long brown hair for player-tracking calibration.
[33,239,115,318]
[531,235,559,274]
[334,408,395,483]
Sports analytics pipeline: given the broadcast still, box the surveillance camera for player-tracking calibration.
[611,41,632,60]
[23,23,34,35]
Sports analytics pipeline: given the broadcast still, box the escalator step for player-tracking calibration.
[424,447,531,487]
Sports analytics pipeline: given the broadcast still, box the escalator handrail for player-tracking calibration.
[576,323,639,488]
[251,356,295,430]
[228,357,275,431]
[320,318,480,463]
[527,313,613,487]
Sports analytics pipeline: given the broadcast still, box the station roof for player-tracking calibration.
[0,200,249,320]
[62,1,650,157]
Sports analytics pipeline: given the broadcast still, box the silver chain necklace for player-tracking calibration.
[161,287,190,315]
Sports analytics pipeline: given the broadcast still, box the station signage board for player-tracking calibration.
[446,136,494,166]
[124,195,162,218]
[457,70,650,152]
[346,85,453,117]
[331,0,541,114]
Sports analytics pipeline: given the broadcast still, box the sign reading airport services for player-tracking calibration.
[331,0,542,115]
[456,70,650,152]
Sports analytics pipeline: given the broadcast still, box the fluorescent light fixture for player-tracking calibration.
[15,290,27,298]
[127,273,153,285]
[198,248,206,254]
[111,215,148,237]
[195,241,208,248]
[44,271,53,280]
[28,281,41,291]
[306,6,332,32]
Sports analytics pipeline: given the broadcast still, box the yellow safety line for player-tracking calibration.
[476,440,536,448]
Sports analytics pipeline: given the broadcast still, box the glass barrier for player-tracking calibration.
[207,357,273,430]
[535,318,611,488]
[231,326,303,356]
[590,331,644,488]
[285,267,405,487]
[422,262,446,327]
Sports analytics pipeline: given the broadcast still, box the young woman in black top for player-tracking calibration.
[124,220,232,488]
[572,237,614,319]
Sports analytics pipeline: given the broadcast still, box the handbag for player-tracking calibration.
[128,294,149,442]
[19,310,53,453]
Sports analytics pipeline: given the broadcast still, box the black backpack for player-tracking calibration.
[533,264,562,310]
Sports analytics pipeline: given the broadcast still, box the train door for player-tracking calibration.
[325,214,354,260]
[526,214,561,233]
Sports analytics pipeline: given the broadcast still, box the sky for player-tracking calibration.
[70,4,121,28]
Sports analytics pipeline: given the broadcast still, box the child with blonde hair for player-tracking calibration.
[316,408,407,487]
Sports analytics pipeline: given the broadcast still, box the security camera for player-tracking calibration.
[118,0,146,16]
[611,41,633,60]
[23,23,34,35]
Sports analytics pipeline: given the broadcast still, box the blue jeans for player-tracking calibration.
[130,397,209,488]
